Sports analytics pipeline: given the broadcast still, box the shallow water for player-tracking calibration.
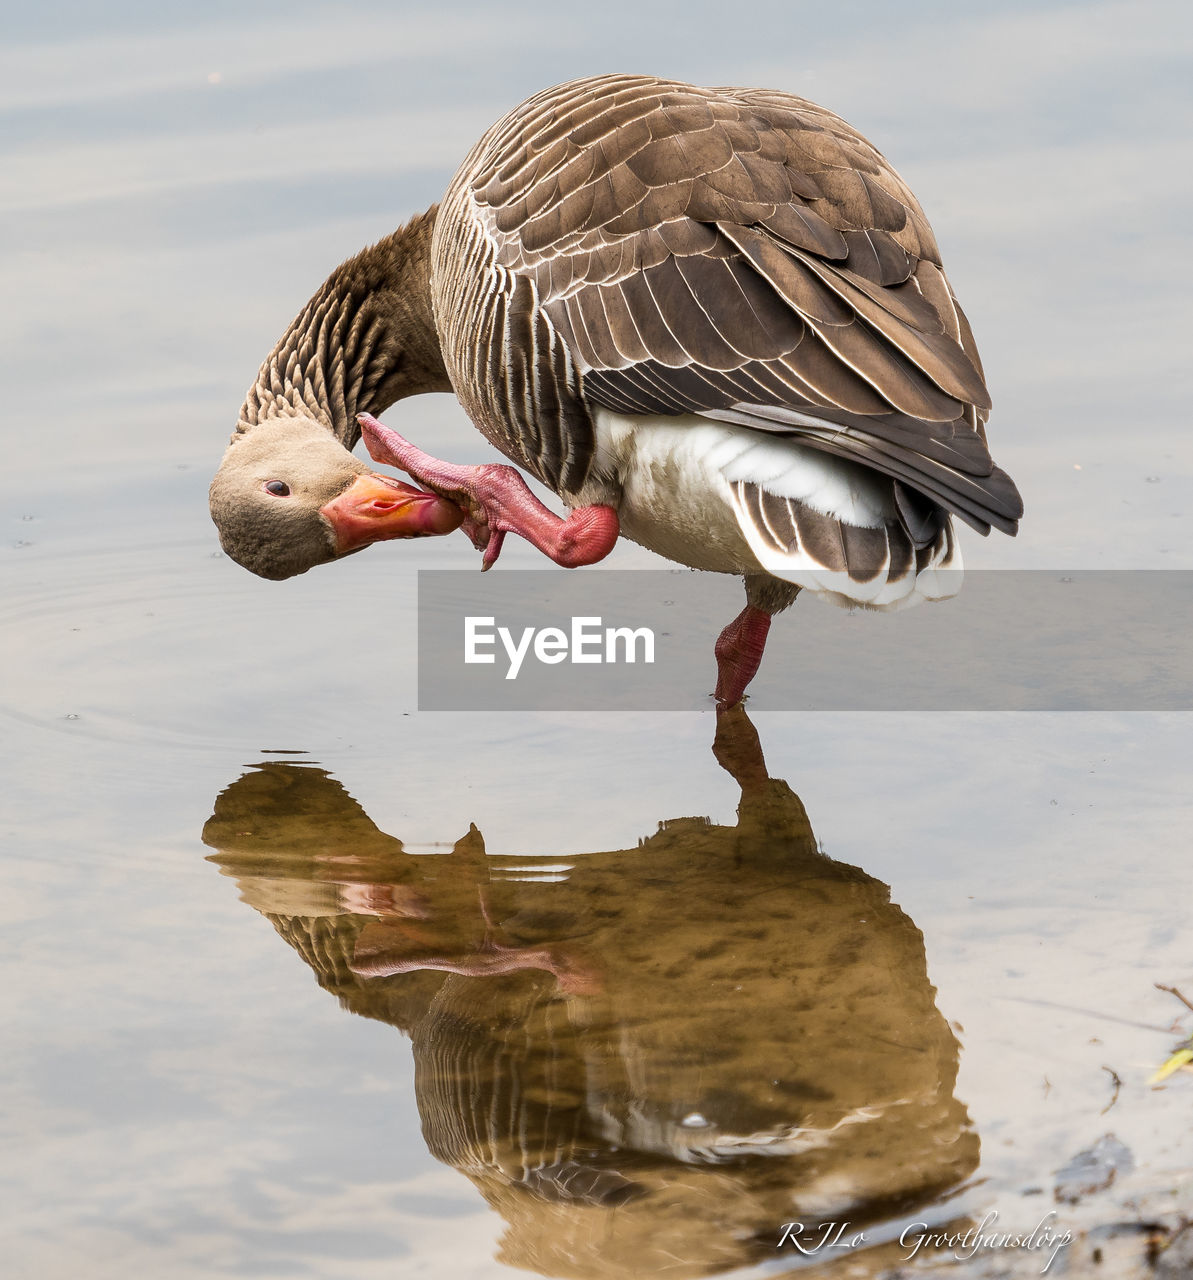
[3,3,1191,1277]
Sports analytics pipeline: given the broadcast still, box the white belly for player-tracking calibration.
[580,408,962,609]
[586,411,756,571]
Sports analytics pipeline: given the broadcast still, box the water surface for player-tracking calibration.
[3,2,1191,1276]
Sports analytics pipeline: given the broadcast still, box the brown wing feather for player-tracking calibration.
[448,74,1019,529]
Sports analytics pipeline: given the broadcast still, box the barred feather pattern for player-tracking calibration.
[730,478,960,607]
[433,179,597,494]
[237,209,447,448]
[240,285,393,441]
[430,73,1022,566]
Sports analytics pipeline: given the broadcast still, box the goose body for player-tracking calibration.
[211,74,1021,700]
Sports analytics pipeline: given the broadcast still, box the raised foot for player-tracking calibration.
[358,412,619,570]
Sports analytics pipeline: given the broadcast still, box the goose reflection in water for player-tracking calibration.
[202,709,977,1278]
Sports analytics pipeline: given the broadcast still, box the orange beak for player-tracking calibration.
[320,473,464,554]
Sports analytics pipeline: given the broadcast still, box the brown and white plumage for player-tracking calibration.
[427,73,1019,605]
[212,74,1022,696]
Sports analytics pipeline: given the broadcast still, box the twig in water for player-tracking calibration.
[1100,1065,1122,1115]
[1155,982,1193,1014]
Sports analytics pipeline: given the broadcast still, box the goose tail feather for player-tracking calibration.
[729,479,962,610]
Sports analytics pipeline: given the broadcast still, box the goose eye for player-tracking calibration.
[263,480,291,497]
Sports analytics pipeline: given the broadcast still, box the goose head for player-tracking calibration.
[209,416,463,580]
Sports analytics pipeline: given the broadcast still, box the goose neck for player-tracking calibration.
[236,206,450,446]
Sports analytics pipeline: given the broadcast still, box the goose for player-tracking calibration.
[210,73,1022,705]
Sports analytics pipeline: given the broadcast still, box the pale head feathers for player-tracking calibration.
[209,416,369,580]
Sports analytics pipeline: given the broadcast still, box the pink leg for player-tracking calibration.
[713,605,772,708]
[358,413,619,571]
